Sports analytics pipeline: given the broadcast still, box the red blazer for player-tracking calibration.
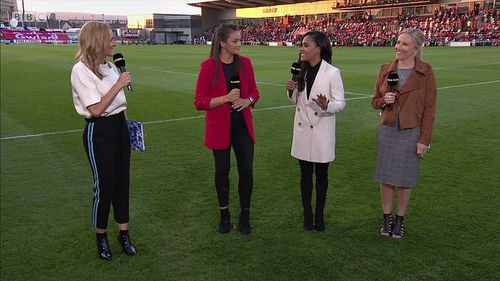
[194,55,260,150]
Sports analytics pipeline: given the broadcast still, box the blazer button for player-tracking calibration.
[297,108,300,112]
[310,125,313,129]
[314,112,318,116]
[298,122,301,126]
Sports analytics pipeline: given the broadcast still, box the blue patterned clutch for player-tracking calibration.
[126,120,145,152]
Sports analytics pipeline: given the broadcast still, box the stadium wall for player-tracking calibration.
[236,0,337,18]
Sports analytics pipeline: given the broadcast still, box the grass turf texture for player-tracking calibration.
[1,44,499,280]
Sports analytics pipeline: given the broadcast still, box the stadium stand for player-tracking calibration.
[192,5,499,47]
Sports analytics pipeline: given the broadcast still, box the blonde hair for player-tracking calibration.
[400,28,425,59]
[75,21,112,79]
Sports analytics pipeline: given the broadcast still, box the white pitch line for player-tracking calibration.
[139,66,371,96]
[0,129,82,140]
[2,79,499,141]
[438,80,500,89]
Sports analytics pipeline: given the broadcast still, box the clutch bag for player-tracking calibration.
[126,120,145,152]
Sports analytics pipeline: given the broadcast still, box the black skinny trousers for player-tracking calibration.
[298,160,329,212]
[212,112,254,209]
[83,111,130,229]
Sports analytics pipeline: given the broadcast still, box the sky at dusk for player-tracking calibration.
[16,0,201,16]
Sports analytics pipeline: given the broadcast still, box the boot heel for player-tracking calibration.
[303,208,313,231]
[239,209,251,234]
[96,233,112,261]
[314,210,325,232]
[219,208,231,234]
[118,231,137,256]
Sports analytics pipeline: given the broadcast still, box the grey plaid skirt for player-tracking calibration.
[375,124,420,188]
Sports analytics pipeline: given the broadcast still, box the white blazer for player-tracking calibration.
[288,60,345,163]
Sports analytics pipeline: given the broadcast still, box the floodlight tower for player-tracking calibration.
[21,0,26,29]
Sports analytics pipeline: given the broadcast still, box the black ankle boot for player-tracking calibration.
[392,215,405,239]
[96,233,112,261]
[314,210,325,232]
[303,208,313,231]
[380,213,394,237]
[118,231,137,256]
[218,208,231,234]
[239,209,251,235]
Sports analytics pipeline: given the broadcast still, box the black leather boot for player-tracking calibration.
[96,233,112,261]
[218,208,231,234]
[314,209,325,232]
[238,209,251,235]
[303,208,313,231]
[118,231,137,256]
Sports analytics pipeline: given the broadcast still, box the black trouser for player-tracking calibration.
[212,112,254,209]
[83,111,131,229]
[298,160,329,212]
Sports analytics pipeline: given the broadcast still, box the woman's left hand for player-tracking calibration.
[417,143,429,158]
[312,94,329,111]
[231,98,252,112]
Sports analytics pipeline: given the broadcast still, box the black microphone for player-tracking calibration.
[228,75,240,112]
[112,53,132,91]
[289,62,301,97]
[386,72,399,110]
[229,75,240,90]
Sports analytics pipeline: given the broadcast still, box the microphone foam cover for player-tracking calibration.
[113,53,125,67]
[387,72,399,87]
[229,75,240,89]
[291,62,301,75]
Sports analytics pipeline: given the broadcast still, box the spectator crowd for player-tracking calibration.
[193,7,499,47]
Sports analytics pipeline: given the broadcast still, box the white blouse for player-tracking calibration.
[71,61,127,118]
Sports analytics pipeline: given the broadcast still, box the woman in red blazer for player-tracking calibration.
[194,24,260,235]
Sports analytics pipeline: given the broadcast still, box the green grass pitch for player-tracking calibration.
[1,44,499,280]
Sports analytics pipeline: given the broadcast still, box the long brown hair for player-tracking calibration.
[209,24,241,86]
[75,21,112,80]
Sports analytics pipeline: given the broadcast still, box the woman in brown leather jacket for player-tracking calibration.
[372,28,437,239]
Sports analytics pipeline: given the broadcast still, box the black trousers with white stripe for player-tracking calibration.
[83,111,130,229]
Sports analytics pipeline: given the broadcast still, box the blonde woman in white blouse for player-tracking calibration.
[71,21,135,261]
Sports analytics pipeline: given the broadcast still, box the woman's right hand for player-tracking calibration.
[116,72,132,89]
[384,92,396,104]
[286,80,297,91]
[225,88,240,103]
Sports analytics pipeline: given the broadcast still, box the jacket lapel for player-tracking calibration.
[310,60,326,99]
[382,59,426,96]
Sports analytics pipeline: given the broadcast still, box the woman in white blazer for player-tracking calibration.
[286,31,345,232]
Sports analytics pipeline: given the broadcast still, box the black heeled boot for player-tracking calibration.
[380,213,394,237]
[96,233,112,261]
[314,209,325,232]
[239,209,251,235]
[118,230,137,256]
[218,208,231,234]
[303,208,313,231]
[392,215,405,239]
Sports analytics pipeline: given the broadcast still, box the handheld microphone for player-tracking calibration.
[289,62,301,97]
[291,62,301,80]
[112,53,133,91]
[386,72,399,110]
[228,75,240,112]
[229,75,240,90]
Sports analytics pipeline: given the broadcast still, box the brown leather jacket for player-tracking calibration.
[372,58,437,145]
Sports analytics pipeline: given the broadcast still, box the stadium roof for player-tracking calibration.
[188,0,324,10]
